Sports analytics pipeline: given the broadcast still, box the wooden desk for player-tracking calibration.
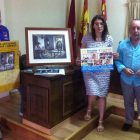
[21,66,87,134]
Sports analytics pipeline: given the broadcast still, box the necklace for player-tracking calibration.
[96,38,102,41]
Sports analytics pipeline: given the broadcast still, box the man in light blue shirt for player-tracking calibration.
[115,19,140,131]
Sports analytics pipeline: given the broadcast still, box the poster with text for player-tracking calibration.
[81,47,113,72]
[0,41,20,93]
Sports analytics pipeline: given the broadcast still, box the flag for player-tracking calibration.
[102,0,107,21]
[68,0,77,59]
[78,0,89,47]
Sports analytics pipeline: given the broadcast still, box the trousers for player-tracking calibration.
[121,78,140,126]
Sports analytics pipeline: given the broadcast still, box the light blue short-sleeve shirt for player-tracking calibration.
[115,37,140,86]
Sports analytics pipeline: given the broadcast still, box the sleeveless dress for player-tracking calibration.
[81,33,113,97]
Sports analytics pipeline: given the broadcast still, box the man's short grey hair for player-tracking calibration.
[130,19,140,27]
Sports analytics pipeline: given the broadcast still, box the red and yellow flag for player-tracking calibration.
[68,0,77,59]
[78,0,89,47]
[102,0,107,21]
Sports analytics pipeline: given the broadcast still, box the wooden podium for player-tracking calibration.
[21,66,87,135]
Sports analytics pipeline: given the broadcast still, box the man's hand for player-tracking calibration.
[113,53,119,60]
[17,50,21,56]
[123,68,134,77]
[75,57,81,66]
[136,69,140,76]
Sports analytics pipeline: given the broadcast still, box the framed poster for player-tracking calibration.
[81,47,114,72]
[25,28,74,66]
[0,41,20,93]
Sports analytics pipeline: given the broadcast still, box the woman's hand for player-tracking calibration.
[75,57,81,66]
[113,53,119,60]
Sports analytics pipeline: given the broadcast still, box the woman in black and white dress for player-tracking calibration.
[76,15,119,132]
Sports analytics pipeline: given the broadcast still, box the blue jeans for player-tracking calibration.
[18,85,23,113]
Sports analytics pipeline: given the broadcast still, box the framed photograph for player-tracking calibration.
[25,28,74,66]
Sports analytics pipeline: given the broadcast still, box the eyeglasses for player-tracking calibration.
[131,26,140,30]
[94,23,104,27]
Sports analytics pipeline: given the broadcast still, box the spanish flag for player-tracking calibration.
[68,0,77,59]
[78,0,89,47]
[102,0,107,21]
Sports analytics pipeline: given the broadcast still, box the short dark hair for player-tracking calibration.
[130,19,140,27]
[91,15,109,41]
